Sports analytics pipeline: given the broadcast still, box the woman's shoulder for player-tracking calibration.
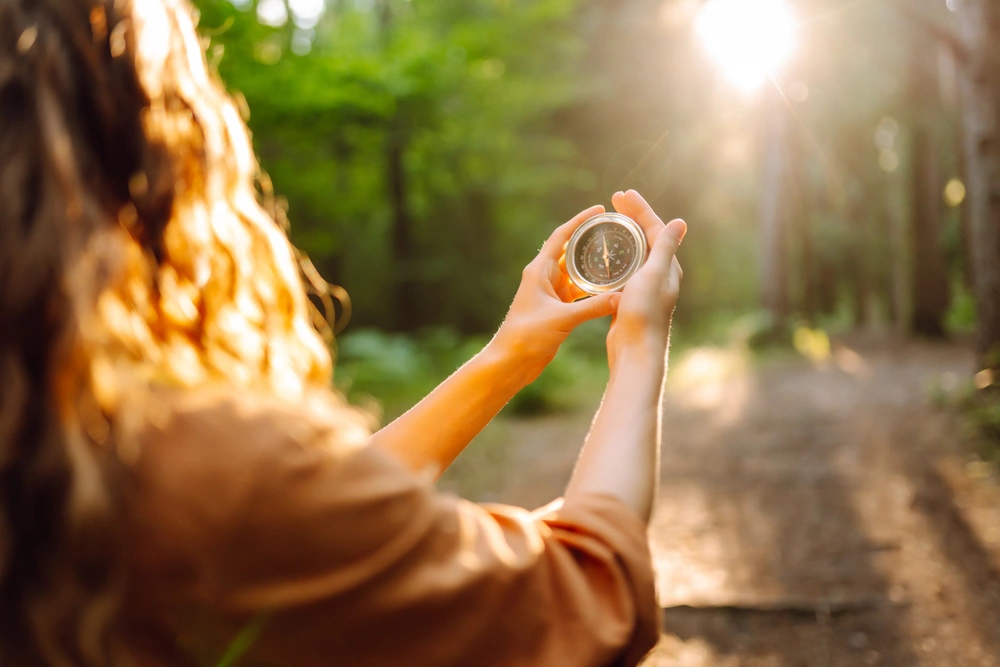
[120,383,421,599]
[121,384,384,567]
[132,383,373,461]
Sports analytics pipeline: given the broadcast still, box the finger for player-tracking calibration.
[611,190,627,216]
[647,219,687,274]
[623,189,667,238]
[566,292,621,326]
[553,273,576,302]
[538,204,605,261]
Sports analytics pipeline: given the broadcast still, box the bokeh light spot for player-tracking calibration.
[254,41,283,65]
[257,0,288,28]
[944,178,966,207]
[793,325,831,363]
[290,0,325,30]
[879,149,899,173]
[974,369,995,391]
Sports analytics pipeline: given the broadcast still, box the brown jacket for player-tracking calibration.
[121,387,660,666]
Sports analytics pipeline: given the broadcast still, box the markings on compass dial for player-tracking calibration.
[576,223,637,285]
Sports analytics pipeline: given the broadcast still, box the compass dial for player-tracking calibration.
[565,213,647,295]
[577,224,637,286]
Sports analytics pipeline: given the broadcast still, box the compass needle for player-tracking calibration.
[602,235,611,279]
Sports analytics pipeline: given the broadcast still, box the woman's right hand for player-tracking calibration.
[605,190,686,371]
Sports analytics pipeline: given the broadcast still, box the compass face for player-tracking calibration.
[566,213,647,295]
[577,223,637,286]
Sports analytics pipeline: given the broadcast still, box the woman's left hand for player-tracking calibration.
[490,205,621,382]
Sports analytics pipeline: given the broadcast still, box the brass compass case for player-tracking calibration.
[565,213,648,295]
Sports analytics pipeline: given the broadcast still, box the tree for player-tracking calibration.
[955,0,1000,370]
[758,86,794,337]
[906,37,950,338]
[194,0,589,333]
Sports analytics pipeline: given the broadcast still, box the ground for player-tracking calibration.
[440,334,1000,666]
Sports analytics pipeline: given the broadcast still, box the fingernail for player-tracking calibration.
[668,219,687,241]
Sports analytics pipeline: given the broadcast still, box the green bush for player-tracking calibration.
[334,326,607,421]
[969,393,1000,461]
[945,279,977,335]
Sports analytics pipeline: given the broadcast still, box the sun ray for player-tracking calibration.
[696,0,797,92]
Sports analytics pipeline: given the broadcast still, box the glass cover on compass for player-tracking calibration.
[565,213,647,295]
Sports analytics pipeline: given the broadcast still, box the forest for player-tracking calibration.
[188,0,1000,663]
[192,0,997,390]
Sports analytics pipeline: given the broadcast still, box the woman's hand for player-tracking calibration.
[373,205,626,475]
[566,190,685,523]
[605,191,686,371]
[490,205,622,382]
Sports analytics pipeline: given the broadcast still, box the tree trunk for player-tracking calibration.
[956,99,976,292]
[956,0,1000,370]
[848,202,873,329]
[386,122,419,331]
[793,139,816,324]
[887,189,910,334]
[378,0,419,332]
[907,38,951,338]
[759,87,792,339]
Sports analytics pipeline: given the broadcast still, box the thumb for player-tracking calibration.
[567,292,621,326]
[649,219,687,269]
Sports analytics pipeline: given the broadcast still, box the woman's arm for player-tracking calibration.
[566,190,686,523]
[369,205,621,475]
[365,339,538,476]
[130,390,659,667]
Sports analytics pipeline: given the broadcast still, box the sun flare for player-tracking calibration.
[696,0,796,92]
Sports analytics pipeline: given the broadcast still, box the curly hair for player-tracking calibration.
[0,0,351,664]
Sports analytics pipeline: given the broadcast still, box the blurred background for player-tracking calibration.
[193,0,1000,663]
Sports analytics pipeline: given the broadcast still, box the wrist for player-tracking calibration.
[488,325,550,378]
[609,337,668,378]
[480,336,541,388]
[609,332,668,362]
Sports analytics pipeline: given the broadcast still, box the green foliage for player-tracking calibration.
[928,374,1000,466]
[194,0,589,332]
[945,278,978,334]
[505,333,607,416]
[185,0,987,414]
[963,388,1000,467]
[335,327,485,417]
[334,323,608,420]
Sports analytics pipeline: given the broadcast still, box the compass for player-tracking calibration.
[565,212,648,295]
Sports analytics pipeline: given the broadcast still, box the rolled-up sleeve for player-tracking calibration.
[127,391,660,667]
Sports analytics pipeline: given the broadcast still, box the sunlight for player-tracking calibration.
[695,0,796,91]
[668,346,750,425]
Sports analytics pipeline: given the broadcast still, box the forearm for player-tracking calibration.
[565,344,666,523]
[370,341,533,476]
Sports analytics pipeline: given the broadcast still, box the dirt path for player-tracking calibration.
[444,335,1000,666]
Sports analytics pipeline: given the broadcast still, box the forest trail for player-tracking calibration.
[454,335,1000,666]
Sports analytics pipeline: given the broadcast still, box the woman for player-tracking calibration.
[0,0,686,665]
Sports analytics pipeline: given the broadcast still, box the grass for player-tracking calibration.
[968,389,1000,465]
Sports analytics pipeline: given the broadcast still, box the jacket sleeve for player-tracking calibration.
[126,390,661,667]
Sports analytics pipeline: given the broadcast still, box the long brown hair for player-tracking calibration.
[0,0,347,663]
